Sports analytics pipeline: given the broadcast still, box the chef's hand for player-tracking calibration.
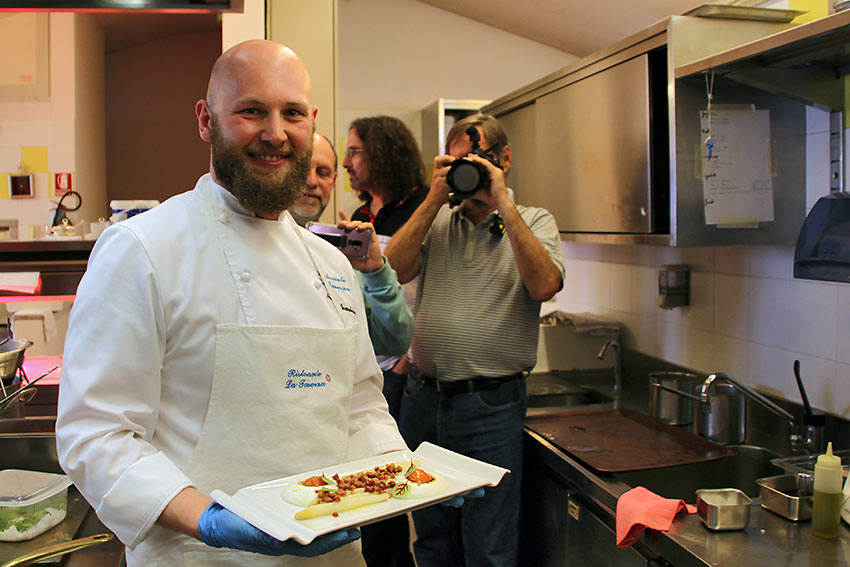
[440,487,486,508]
[336,211,383,274]
[198,502,360,557]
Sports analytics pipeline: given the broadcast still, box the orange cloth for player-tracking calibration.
[616,486,697,548]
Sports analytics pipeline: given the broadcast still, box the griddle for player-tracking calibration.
[526,408,734,472]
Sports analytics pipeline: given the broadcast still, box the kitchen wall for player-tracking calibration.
[335,0,577,216]
[553,106,850,419]
[0,13,106,232]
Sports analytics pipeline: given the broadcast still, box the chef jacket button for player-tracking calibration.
[219,213,229,224]
[240,271,251,282]
[314,280,323,290]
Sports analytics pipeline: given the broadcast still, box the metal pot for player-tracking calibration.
[0,339,32,389]
[649,371,699,425]
[696,382,746,445]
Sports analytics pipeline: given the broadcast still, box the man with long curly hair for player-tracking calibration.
[344,116,426,235]
[342,115,426,567]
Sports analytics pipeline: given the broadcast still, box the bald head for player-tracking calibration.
[206,40,313,114]
[195,40,318,219]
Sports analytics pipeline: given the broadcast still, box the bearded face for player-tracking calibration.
[209,112,313,217]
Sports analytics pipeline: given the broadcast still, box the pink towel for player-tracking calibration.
[616,486,697,548]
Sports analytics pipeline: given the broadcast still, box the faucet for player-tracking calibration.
[699,372,809,453]
[597,339,622,393]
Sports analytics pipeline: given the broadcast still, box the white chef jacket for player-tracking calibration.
[56,174,405,548]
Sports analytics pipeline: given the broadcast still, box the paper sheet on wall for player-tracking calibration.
[700,108,773,227]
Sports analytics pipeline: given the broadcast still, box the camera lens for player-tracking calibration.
[447,159,485,196]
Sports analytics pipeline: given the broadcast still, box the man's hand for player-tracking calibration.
[198,502,360,557]
[337,211,383,273]
[463,153,510,213]
[427,155,455,207]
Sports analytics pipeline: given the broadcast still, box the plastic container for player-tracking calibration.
[812,442,843,538]
[0,469,72,542]
[772,448,850,478]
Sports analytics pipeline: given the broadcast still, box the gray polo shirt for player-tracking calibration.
[410,197,565,381]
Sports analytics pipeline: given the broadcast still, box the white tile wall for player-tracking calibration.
[555,237,850,417]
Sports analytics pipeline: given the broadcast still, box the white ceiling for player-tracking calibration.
[416,0,705,56]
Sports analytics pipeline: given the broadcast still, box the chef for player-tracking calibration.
[55,40,406,566]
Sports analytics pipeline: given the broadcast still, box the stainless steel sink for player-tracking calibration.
[612,444,783,501]
[526,372,614,414]
[0,416,62,473]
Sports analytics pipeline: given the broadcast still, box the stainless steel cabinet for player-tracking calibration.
[534,55,653,234]
[565,494,647,567]
[520,448,651,567]
[484,13,850,246]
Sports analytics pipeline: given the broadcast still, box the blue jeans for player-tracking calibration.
[360,369,415,567]
[398,372,527,567]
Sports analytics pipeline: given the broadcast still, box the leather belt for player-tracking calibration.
[415,372,523,395]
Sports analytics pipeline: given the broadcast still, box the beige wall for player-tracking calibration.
[335,0,577,216]
[74,14,107,222]
[105,31,220,204]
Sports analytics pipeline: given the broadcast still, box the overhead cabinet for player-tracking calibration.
[535,54,657,234]
[484,12,850,246]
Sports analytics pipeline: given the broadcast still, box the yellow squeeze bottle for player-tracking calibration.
[812,442,843,539]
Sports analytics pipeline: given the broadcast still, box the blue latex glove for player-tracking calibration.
[198,502,360,557]
[441,487,486,508]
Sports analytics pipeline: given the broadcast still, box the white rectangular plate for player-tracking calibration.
[211,442,509,545]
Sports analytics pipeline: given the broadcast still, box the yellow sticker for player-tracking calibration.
[790,0,828,24]
[0,173,9,199]
[21,146,48,173]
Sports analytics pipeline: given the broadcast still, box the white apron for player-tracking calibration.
[126,190,363,567]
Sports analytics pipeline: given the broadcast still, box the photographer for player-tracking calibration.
[385,113,565,567]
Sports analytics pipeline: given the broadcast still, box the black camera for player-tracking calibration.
[445,126,503,203]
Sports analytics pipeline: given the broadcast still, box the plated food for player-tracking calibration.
[210,442,510,545]
[282,461,447,520]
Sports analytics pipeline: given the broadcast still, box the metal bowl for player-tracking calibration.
[696,488,752,530]
[0,339,33,385]
[756,474,813,522]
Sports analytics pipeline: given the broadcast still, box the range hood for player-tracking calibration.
[794,193,850,283]
[0,0,240,12]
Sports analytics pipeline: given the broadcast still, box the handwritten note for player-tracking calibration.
[700,108,774,227]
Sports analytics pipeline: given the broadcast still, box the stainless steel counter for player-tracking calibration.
[524,365,850,566]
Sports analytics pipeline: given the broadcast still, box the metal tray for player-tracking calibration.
[525,409,733,472]
[696,488,752,530]
[756,474,813,521]
[772,449,850,478]
[683,4,806,22]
